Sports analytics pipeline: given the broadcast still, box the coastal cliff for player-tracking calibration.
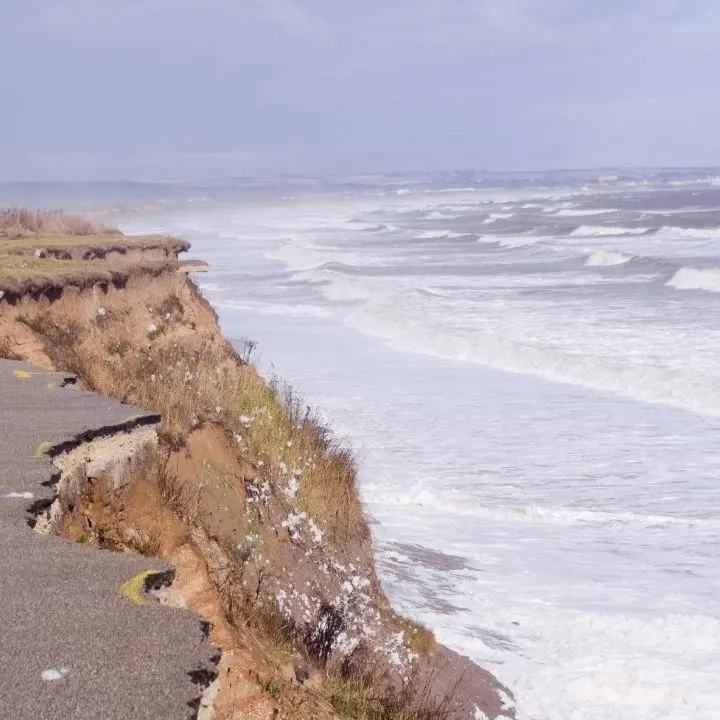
[0,210,514,719]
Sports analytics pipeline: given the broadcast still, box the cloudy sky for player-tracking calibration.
[2,0,720,180]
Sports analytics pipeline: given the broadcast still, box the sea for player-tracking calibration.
[4,169,720,719]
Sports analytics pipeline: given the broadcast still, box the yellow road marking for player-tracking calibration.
[33,441,53,458]
[13,370,30,379]
[120,570,155,606]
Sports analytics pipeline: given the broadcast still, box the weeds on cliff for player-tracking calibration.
[393,617,434,655]
[329,663,457,720]
[155,293,185,319]
[237,337,258,364]
[157,469,204,527]
[18,313,87,375]
[0,336,21,360]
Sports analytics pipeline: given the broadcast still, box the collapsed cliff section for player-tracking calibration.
[0,220,514,720]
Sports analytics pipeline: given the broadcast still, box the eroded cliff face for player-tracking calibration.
[0,269,514,720]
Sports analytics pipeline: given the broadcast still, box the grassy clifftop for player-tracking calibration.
[0,208,193,296]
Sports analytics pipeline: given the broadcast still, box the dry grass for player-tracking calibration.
[0,209,188,296]
[0,208,121,238]
[393,617,435,655]
[0,335,21,360]
[329,664,458,720]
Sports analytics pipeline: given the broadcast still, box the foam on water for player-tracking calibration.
[570,225,648,237]
[347,296,720,416]
[659,225,720,239]
[371,489,709,529]
[551,208,616,217]
[416,229,464,239]
[667,266,720,292]
[482,212,516,224]
[585,250,634,266]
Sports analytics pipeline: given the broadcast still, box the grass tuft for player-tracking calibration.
[0,208,121,238]
[329,665,457,720]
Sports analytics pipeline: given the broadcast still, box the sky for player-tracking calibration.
[2,0,720,180]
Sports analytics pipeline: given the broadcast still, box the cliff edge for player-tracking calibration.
[0,209,515,720]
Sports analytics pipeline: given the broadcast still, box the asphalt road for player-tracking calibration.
[0,359,217,719]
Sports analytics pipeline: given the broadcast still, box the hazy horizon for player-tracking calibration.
[3,1,720,181]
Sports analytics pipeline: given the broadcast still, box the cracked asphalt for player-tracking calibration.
[0,359,216,719]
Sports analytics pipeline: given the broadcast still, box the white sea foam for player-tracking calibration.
[667,267,720,292]
[416,230,464,239]
[496,235,543,249]
[373,491,703,529]
[658,226,720,239]
[482,212,516,224]
[570,225,648,237]
[439,612,720,720]
[585,250,634,267]
[348,299,720,417]
[424,211,457,220]
[552,208,616,217]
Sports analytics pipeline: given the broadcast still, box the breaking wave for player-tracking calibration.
[552,208,616,217]
[416,230,464,239]
[424,211,457,220]
[585,251,634,267]
[570,225,648,237]
[375,492,707,529]
[667,267,720,292]
[658,226,720,239]
[347,297,720,417]
[482,213,516,224]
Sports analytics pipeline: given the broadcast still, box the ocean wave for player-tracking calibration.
[585,251,634,267]
[482,213,516,224]
[498,236,540,248]
[416,230,464,239]
[316,276,389,303]
[477,234,547,249]
[267,242,384,272]
[424,211,457,220]
[347,299,720,417]
[375,492,703,528]
[658,226,720,239]
[552,208,616,217]
[570,225,648,237]
[667,267,720,292]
